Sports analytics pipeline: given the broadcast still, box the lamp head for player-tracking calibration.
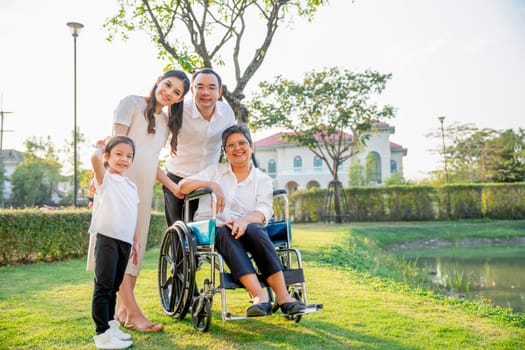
[438,116,445,124]
[66,22,84,37]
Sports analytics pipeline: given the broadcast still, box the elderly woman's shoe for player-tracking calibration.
[246,302,272,317]
[280,301,306,315]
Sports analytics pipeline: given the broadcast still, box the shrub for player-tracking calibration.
[0,209,168,266]
[289,183,525,223]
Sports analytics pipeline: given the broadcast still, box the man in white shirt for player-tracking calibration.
[163,68,236,226]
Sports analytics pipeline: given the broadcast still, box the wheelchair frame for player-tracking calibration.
[158,188,322,331]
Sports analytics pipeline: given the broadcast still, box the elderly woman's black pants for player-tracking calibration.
[215,223,283,282]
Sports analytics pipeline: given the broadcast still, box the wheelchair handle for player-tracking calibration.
[186,187,214,201]
[273,189,287,196]
[184,187,217,222]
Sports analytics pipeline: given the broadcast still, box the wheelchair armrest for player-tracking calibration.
[186,187,214,201]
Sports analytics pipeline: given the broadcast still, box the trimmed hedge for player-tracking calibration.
[290,183,525,223]
[0,209,167,266]
[483,183,525,219]
[1,183,524,265]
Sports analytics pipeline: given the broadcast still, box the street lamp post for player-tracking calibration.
[438,116,449,183]
[438,115,451,218]
[66,22,83,207]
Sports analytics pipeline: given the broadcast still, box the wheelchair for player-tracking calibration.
[157,187,322,332]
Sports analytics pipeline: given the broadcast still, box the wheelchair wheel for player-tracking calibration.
[285,288,303,323]
[191,295,212,332]
[158,221,195,320]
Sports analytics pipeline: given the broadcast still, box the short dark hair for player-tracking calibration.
[220,124,258,167]
[221,124,253,149]
[192,68,222,88]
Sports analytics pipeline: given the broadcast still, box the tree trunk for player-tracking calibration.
[323,180,349,224]
[333,180,343,224]
[222,89,249,124]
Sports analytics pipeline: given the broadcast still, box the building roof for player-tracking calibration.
[255,131,354,147]
[255,133,289,147]
[255,131,404,150]
[255,120,401,147]
[1,149,24,163]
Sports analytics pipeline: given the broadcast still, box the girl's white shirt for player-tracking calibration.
[88,171,140,245]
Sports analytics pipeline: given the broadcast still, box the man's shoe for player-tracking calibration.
[280,301,306,315]
[108,320,132,341]
[246,301,272,317]
[93,329,133,349]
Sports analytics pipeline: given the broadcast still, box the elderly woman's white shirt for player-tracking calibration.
[187,163,273,225]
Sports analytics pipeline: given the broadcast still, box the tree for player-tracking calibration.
[60,128,88,203]
[77,168,93,205]
[428,123,525,183]
[9,137,65,207]
[427,123,493,183]
[484,128,525,182]
[60,128,88,176]
[0,161,5,208]
[104,0,329,122]
[249,67,395,222]
[384,171,406,186]
[447,126,493,183]
[348,160,366,186]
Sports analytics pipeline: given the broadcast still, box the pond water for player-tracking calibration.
[396,246,525,313]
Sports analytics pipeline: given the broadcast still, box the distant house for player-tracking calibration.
[1,149,70,207]
[253,122,407,193]
[1,149,24,201]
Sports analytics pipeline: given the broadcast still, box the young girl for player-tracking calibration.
[89,136,139,349]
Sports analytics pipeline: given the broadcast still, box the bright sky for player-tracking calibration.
[1,0,524,180]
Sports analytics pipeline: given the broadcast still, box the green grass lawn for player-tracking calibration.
[0,222,524,349]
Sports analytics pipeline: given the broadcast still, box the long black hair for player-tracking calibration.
[144,70,190,154]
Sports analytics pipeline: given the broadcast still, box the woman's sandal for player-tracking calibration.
[280,301,306,315]
[114,314,125,326]
[124,322,164,333]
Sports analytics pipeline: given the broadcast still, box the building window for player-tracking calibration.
[268,159,276,178]
[366,152,382,184]
[390,160,398,173]
[313,156,322,172]
[293,156,302,173]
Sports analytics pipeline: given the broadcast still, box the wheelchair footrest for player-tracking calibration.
[280,303,323,317]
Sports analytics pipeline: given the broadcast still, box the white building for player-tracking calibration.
[1,149,24,201]
[253,122,407,193]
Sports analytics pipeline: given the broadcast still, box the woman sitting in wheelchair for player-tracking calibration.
[179,124,306,317]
